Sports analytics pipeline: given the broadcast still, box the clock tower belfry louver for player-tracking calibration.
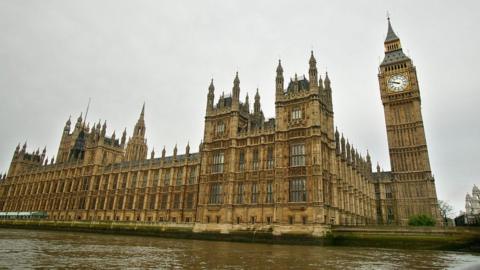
[378,18,441,225]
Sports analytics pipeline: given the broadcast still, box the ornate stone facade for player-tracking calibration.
[0,19,440,226]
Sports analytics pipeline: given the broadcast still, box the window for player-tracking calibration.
[102,177,108,190]
[161,194,168,209]
[112,175,118,190]
[142,172,148,187]
[188,167,197,184]
[153,170,160,187]
[173,194,180,209]
[239,151,245,171]
[131,174,137,189]
[215,121,225,135]
[121,174,127,189]
[252,149,259,170]
[267,147,274,169]
[236,183,244,204]
[251,183,258,204]
[164,170,170,186]
[387,207,394,224]
[149,194,156,209]
[186,193,194,209]
[209,183,223,204]
[176,168,183,186]
[266,216,272,224]
[289,178,306,202]
[385,185,393,199]
[212,152,224,173]
[266,181,274,203]
[292,107,302,120]
[290,144,305,166]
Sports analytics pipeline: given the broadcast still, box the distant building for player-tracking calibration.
[463,185,480,225]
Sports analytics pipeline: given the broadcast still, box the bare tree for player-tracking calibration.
[438,200,454,223]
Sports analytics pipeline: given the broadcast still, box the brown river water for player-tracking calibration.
[0,228,479,269]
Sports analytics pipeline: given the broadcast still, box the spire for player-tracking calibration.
[121,128,127,146]
[385,17,400,42]
[207,78,215,112]
[377,162,381,173]
[232,72,240,102]
[309,51,318,88]
[151,148,155,159]
[340,134,346,160]
[324,72,331,88]
[276,60,284,98]
[173,144,178,159]
[254,88,261,113]
[140,102,145,121]
[335,127,340,155]
[245,93,250,112]
[162,146,166,159]
[101,120,107,136]
[186,142,190,156]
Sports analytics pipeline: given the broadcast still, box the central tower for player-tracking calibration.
[378,18,440,224]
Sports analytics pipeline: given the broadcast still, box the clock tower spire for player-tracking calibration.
[378,17,441,225]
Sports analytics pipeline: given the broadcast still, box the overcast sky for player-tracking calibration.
[0,0,479,215]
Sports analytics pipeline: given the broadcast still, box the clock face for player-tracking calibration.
[387,74,408,92]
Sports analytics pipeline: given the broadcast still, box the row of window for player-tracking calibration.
[6,167,199,197]
[209,179,306,204]
[211,144,306,173]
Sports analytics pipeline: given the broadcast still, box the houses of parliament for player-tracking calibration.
[0,19,441,227]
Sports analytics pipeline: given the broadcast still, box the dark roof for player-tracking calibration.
[385,19,399,42]
[372,171,393,182]
[287,75,309,92]
[381,50,410,66]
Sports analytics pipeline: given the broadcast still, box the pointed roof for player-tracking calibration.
[140,102,145,120]
[276,59,283,73]
[309,50,316,65]
[208,78,215,91]
[385,17,400,42]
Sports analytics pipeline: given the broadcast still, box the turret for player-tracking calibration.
[335,128,340,155]
[121,128,127,146]
[186,142,190,156]
[150,148,155,159]
[64,116,71,134]
[340,134,346,160]
[244,93,250,113]
[308,51,318,89]
[232,72,240,109]
[207,79,215,112]
[346,140,351,164]
[324,72,333,110]
[254,88,261,114]
[101,121,107,137]
[173,144,178,160]
[162,146,166,159]
[75,113,83,130]
[276,60,284,98]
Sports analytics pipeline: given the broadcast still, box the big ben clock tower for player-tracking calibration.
[378,18,441,225]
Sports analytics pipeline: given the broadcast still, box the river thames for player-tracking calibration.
[0,228,479,269]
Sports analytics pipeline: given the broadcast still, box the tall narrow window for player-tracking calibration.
[252,149,259,170]
[164,169,170,186]
[186,193,194,209]
[290,144,305,167]
[266,181,274,203]
[209,183,223,204]
[161,194,168,209]
[251,183,258,204]
[267,147,274,169]
[212,152,224,173]
[142,172,148,187]
[215,121,225,135]
[236,183,244,204]
[239,151,245,171]
[289,178,306,202]
[176,168,183,186]
[173,194,180,209]
[188,167,197,184]
[131,174,137,189]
